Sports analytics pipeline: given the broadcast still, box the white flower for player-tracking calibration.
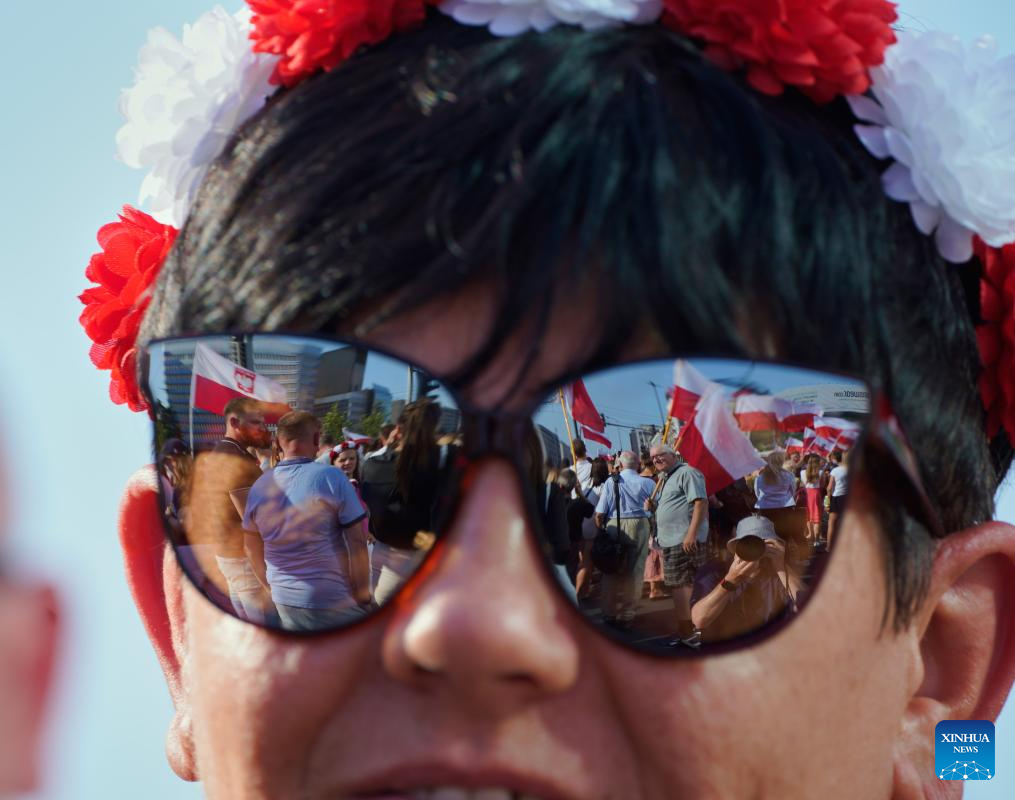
[847,31,1015,264]
[439,0,662,36]
[116,6,279,228]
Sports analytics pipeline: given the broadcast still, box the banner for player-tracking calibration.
[190,342,290,421]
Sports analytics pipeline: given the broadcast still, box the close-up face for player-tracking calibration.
[165,314,918,800]
[649,447,676,472]
[85,4,1015,799]
[335,449,358,478]
[234,411,270,449]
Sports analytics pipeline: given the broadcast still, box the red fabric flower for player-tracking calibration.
[247,0,435,87]
[78,206,178,412]
[661,0,898,103]
[975,238,1015,443]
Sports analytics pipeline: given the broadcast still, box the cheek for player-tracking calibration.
[183,586,374,795]
[595,511,915,799]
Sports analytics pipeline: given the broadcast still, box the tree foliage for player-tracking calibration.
[321,403,349,442]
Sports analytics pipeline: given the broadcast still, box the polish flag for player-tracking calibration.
[779,401,823,432]
[563,379,605,432]
[827,429,860,453]
[679,385,766,495]
[804,430,839,458]
[733,394,794,431]
[813,416,861,440]
[190,343,290,422]
[342,429,373,447]
[668,359,716,421]
[580,426,612,449]
[785,437,805,456]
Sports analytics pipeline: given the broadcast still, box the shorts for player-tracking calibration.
[662,544,707,588]
[829,495,847,515]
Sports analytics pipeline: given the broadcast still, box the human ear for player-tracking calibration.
[891,521,1015,799]
[118,467,198,782]
[0,578,58,794]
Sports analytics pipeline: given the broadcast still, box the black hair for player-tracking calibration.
[140,12,1011,628]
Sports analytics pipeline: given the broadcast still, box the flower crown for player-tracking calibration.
[80,0,1015,445]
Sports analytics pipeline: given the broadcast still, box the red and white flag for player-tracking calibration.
[580,425,612,449]
[813,416,861,440]
[785,437,805,455]
[679,384,765,495]
[803,428,839,458]
[190,343,290,422]
[342,429,373,447]
[563,379,605,433]
[733,394,794,431]
[668,359,716,421]
[779,401,823,432]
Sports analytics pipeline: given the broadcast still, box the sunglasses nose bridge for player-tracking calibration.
[382,457,581,699]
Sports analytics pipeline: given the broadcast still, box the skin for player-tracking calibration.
[124,286,1015,799]
[227,408,272,451]
[336,450,359,481]
[0,460,59,795]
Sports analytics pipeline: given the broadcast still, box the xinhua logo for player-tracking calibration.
[935,720,995,781]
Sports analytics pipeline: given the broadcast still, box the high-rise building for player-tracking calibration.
[537,425,568,466]
[629,424,660,456]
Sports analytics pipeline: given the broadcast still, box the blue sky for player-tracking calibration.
[2,2,1013,798]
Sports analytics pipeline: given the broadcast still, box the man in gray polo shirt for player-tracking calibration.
[594,450,656,627]
[646,443,708,645]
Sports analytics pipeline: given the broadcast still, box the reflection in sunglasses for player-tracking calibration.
[147,336,933,654]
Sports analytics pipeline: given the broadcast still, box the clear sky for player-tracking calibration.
[1,2,1013,798]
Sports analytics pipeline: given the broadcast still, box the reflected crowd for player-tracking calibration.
[158,391,851,651]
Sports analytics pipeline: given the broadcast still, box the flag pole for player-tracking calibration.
[661,416,672,444]
[558,388,577,464]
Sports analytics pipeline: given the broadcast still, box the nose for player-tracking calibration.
[381,459,580,715]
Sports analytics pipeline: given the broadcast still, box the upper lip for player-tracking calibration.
[339,760,585,800]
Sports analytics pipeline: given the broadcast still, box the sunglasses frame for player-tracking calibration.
[141,332,943,658]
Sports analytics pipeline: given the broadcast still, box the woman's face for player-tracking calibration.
[336,449,358,478]
[159,285,925,800]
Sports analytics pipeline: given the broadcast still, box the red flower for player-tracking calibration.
[78,206,178,412]
[661,0,898,103]
[975,238,1015,443]
[247,0,434,88]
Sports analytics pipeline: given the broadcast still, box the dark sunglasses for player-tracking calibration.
[141,333,941,657]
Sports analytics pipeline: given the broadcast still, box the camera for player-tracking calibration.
[733,535,766,562]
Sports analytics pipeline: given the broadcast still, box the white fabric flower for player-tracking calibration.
[848,31,1015,263]
[439,0,662,36]
[116,6,279,228]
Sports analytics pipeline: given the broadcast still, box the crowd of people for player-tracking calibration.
[157,396,851,646]
[158,396,462,632]
[549,439,851,648]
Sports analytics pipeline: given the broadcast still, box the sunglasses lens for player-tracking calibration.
[533,358,870,654]
[146,335,461,633]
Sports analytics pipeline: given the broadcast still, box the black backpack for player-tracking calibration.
[590,473,632,574]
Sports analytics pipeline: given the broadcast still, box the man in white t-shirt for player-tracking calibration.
[826,450,849,547]
[572,439,593,495]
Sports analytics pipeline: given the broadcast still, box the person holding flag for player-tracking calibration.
[199,397,278,626]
